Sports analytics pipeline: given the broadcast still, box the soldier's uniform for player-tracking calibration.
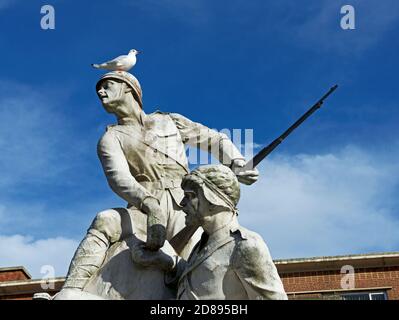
[169,218,287,300]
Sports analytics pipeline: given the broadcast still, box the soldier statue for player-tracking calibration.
[54,71,258,299]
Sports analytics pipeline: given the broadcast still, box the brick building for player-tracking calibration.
[0,266,63,300]
[1,252,398,300]
[276,252,399,300]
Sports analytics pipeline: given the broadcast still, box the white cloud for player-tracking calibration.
[238,145,399,259]
[0,234,78,278]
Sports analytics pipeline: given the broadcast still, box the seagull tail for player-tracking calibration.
[91,63,101,69]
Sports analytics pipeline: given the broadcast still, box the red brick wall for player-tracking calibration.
[280,266,399,300]
[0,270,29,282]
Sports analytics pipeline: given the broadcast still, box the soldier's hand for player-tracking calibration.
[231,159,259,185]
[131,240,176,272]
[141,197,167,251]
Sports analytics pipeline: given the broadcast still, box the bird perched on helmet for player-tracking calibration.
[92,49,140,72]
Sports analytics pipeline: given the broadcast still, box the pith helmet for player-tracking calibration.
[96,71,143,108]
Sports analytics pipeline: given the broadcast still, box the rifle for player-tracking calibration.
[170,85,338,254]
[242,84,338,171]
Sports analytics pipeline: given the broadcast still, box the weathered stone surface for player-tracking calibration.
[83,239,177,300]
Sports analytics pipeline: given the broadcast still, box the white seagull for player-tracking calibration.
[92,49,140,71]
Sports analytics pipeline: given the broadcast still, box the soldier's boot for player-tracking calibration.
[54,210,122,299]
[62,229,109,290]
[50,229,109,300]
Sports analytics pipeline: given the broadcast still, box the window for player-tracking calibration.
[342,291,387,300]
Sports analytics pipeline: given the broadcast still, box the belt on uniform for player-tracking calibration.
[139,178,182,190]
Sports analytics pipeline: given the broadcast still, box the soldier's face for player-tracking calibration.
[97,80,130,115]
[180,184,210,227]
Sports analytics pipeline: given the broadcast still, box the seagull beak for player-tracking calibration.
[136,50,141,54]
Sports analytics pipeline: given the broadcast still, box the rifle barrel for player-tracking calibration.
[244,85,338,170]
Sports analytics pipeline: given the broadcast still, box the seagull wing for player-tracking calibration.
[105,55,128,67]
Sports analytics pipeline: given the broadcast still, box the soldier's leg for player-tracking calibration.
[62,209,123,290]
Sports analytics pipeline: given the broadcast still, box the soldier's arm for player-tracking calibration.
[98,130,166,250]
[97,130,156,208]
[169,112,244,167]
[231,233,288,300]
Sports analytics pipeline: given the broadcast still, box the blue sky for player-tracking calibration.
[0,0,399,277]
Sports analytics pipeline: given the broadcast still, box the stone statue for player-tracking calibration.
[134,165,287,300]
[53,71,259,300]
